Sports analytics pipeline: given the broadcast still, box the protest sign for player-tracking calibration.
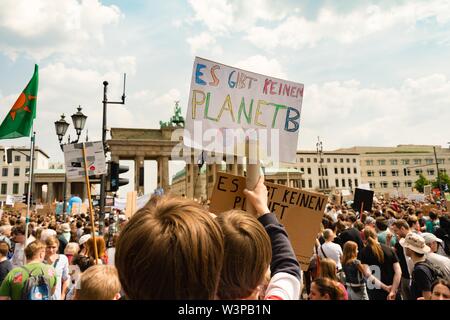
[5,195,14,206]
[125,191,137,218]
[422,205,437,216]
[184,57,304,163]
[63,141,106,180]
[424,185,432,196]
[209,172,326,271]
[408,194,425,202]
[352,188,374,212]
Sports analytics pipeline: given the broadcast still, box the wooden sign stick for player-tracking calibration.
[245,139,260,215]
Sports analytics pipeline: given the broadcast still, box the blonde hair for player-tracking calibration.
[342,241,358,266]
[319,258,338,282]
[64,242,80,256]
[364,227,384,264]
[75,265,121,300]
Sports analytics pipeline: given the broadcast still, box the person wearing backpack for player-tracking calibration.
[0,240,57,300]
[400,233,444,300]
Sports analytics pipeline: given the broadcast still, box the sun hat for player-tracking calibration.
[79,234,92,246]
[399,233,430,254]
[61,223,71,233]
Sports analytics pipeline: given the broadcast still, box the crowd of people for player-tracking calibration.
[0,180,449,300]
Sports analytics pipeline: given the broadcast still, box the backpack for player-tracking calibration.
[20,266,51,300]
[416,260,446,283]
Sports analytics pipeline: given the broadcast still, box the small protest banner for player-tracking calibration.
[184,57,304,164]
[125,191,137,218]
[352,188,374,213]
[408,194,425,202]
[424,185,432,196]
[422,204,437,216]
[63,141,106,180]
[209,172,326,271]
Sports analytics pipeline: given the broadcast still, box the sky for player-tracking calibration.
[1,0,450,196]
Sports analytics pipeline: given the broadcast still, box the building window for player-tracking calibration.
[25,168,30,175]
[341,168,344,174]
[325,180,329,189]
[308,179,312,188]
[378,159,386,165]
[405,181,412,187]
[425,159,433,165]
[300,158,304,163]
[301,180,305,188]
[14,168,20,176]
[354,179,358,187]
[324,168,328,176]
[14,155,20,162]
[367,170,374,177]
[334,158,337,163]
[427,169,435,176]
[24,183,29,193]
[307,158,310,163]
[12,183,19,194]
[353,159,356,163]
[401,159,410,165]
[438,159,445,164]
[414,159,421,165]
[393,181,400,188]
[334,167,338,174]
[348,179,352,188]
[319,180,322,189]
[327,158,330,163]
[369,182,376,189]
[353,168,357,174]
[346,158,350,163]
[340,158,344,163]
[379,170,386,177]
[1,183,6,195]
[366,160,373,166]
[307,168,311,174]
[404,168,411,176]
[314,158,317,163]
[390,159,398,165]
[415,169,423,176]
[380,181,388,188]
[2,168,8,177]
[318,168,321,176]
[347,168,351,174]
[439,168,447,174]
[335,179,339,187]
[391,169,399,176]
[342,179,346,187]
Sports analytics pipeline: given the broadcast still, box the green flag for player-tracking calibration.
[0,64,38,139]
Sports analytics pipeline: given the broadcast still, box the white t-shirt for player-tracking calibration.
[426,252,450,279]
[48,254,70,300]
[318,241,343,270]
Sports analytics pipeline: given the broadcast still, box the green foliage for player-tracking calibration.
[431,172,450,190]
[414,173,429,193]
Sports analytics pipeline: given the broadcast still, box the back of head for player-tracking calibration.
[24,240,46,260]
[215,210,271,299]
[75,265,121,300]
[85,236,106,259]
[312,277,343,300]
[323,229,334,241]
[115,195,224,299]
[319,258,338,281]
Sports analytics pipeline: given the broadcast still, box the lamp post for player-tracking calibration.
[54,106,88,219]
[316,136,324,192]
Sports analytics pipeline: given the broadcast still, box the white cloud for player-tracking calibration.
[245,0,450,50]
[0,0,122,60]
[234,55,287,79]
[186,32,223,56]
[299,73,450,150]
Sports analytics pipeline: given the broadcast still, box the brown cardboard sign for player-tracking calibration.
[422,204,437,216]
[209,172,326,271]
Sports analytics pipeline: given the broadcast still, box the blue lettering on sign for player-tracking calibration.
[284,107,300,132]
[195,64,207,85]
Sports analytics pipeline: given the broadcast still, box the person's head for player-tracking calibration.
[342,241,358,266]
[323,229,335,242]
[400,233,430,259]
[12,224,26,244]
[215,210,271,300]
[64,242,80,263]
[0,225,12,237]
[85,236,106,260]
[363,227,384,264]
[421,232,443,253]
[74,265,121,300]
[431,279,450,300]
[365,216,376,229]
[407,215,420,232]
[375,217,388,232]
[309,278,343,300]
[115,195,224,299]
[40,228,57,242]
[428,211,438,221]
[24,240,46,262]
[45,236,60,258]
[319,258,338,281]
[391,219,409,239]
[0,241,10,258]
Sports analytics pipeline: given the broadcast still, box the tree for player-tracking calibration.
[431,172,450,191]
[414,173,430,193]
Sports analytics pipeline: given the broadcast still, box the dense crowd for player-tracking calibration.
[0,180,449,300]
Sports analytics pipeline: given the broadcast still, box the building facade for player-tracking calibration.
[335,145,450,196]
[0,146,49,202]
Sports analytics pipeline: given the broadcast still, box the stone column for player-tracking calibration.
[135,156,144,195]
[47,182,54,204]
[66,182,71,201]
[161,156,169,193]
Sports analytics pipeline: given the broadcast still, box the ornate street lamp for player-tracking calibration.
[71,106,87,141]
[54,114,70,145]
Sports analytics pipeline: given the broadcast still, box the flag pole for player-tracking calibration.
[24,130,36,243]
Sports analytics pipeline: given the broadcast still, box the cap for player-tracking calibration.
[79,234,91,246]
[421,232,443,244]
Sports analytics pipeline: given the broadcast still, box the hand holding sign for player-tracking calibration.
[243,176,270,217]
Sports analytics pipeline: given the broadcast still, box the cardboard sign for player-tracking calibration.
[63,141,106,180]
[184,57,304,163]
[422,205,437,216]
[424,185,432,196]
[209,172,326,271]
[352,188,374,212]
[125,191,137,218]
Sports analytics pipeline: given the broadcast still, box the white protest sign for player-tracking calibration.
[408,194,425,202]
[184,57,304,163]
[5,195,14,206]
[63,141,106,180]
[358,183,371,191]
